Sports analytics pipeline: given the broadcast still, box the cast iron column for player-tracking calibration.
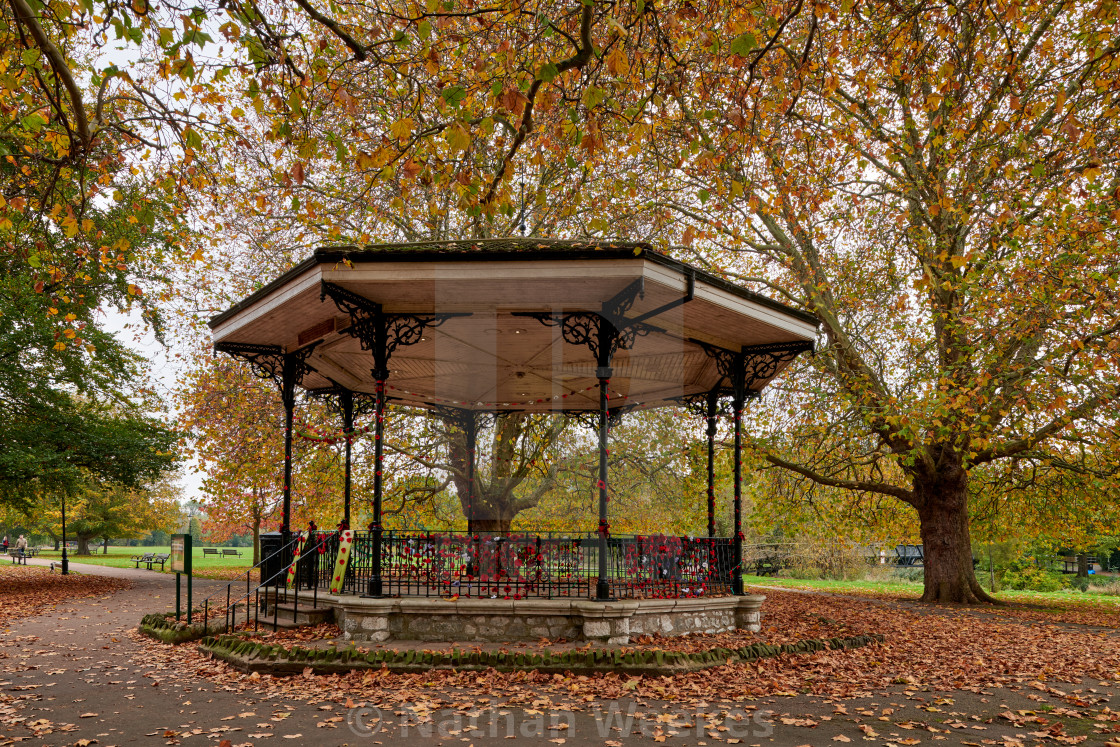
[280,353,298,544]
[366,316,389,598]
[732,391,745,595]
[341,389,354,527]
[596,365,612,601]
[367,370,387,597]
[705,390,718,539]
[465,414,476,533]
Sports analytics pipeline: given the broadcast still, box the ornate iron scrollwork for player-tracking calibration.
[607,404,637,428]
[428,405,496,430]
[695,340,813,402]
[512,275,656,369]
[678,390,733,421]
[306,384,378,419]
[320,281,468,360]
[564,410,602,430]
[515,311,655,365]
[740,342,814,388]
[562,406,634,430]
[214,341,318,394]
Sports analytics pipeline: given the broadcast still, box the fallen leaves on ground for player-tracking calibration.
[133,590,1120,708]
[193,566,261,582]
[0,565,129,629]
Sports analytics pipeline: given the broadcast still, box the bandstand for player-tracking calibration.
[209,239,817,643]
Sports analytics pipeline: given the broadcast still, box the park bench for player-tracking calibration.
[8,551,26,565]
[149,553,171,571]
[895,544,924,566]
[221,548,243,559]
[202,548,220,558]
[131,552,155,568]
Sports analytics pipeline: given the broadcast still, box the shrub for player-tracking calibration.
[891,567,925,584]
[1001,558,1068,593]
[784,538,871,581]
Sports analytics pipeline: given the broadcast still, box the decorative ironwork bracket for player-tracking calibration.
[320,281,469,368]
[607,404,638,428]
[694,340,814,405]
[513,277,663,368]
[563,405,635,430]
[679,389,732,422]
[214,341,318,396]
[306,383,379,419]
[428,405,497,431]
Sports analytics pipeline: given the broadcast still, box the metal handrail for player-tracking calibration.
[193,534,305,632]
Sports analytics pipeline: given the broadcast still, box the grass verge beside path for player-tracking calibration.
[37,545,255,578]
[745,573,1120,628]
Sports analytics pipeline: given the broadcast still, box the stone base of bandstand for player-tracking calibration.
[274,591,765,645]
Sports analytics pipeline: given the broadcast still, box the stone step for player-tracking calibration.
[262,604,333,627]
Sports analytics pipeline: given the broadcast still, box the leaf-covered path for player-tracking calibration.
[2,563,1119,746]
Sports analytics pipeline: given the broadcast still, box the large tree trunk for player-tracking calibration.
[1077,553,1090,578]
[251,513,261,566]
[75,534,95,556]
[915,467,997,604]
[471,518,513,533]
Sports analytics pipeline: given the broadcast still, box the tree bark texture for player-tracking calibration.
[914,463,997,604]
[75,534,94,555]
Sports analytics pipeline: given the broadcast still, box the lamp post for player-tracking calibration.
[61,492,69,575]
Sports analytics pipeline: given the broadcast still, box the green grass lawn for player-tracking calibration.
[36,546,254,573]
[743,573,1120,608]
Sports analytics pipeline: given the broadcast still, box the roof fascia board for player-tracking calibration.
[640,261,819,341]
[209,264,323,342]
[208,257,320,330]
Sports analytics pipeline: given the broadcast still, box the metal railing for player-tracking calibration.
[192,533,309,634]
[188,529,736,635]
[304,530,734,600]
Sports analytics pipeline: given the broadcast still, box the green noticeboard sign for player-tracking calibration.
[171,534,191,573]
[171,533,192,621]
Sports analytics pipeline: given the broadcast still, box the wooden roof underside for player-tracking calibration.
[210,242,818,413]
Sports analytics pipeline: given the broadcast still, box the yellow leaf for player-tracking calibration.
[606,47,629,75]
[445,123,471,152]
[389,117,415,140]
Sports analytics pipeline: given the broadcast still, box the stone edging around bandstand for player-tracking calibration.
[196,632,886,677]
[272,591,769,645]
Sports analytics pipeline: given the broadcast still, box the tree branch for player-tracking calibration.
[762,450,917,504]
[291,0,367,61]
[9,0,91,150]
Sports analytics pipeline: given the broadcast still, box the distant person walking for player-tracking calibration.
[16,535,28,553]
[1,536,7,552]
